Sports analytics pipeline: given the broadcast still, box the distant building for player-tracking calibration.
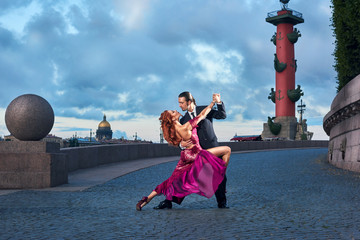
[43,134,64,148]
[96,114,113,141]
[4,134,64,147]
[4,135,16,141]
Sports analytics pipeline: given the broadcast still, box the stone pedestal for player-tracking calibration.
[0,141,68,189]
[262,116,298,140]
[323,74,360,172]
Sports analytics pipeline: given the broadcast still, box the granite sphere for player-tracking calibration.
[5,94,54,141]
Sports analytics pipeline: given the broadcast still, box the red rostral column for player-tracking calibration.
[266,1,304,118]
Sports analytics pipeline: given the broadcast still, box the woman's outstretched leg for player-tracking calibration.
[136,191,158,211]
[207,146,231,166]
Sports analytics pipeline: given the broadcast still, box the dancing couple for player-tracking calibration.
[136,91,231,211]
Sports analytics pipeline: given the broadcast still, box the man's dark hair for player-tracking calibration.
[178,91,196,105]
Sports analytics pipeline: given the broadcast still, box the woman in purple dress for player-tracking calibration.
[136,100,231,211]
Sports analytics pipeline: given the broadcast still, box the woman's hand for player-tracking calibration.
[180,139,193,149]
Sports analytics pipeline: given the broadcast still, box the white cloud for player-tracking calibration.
[227,105,246,116]
[213,117,265,142]
[109,115,161,141]
[186,42,244,84]
[102,109,131,119]
[245,89,260,100]
[306,95,332,117]
[71,106,95,116]
[113,0,152,30]
[49,0,84,35]
[52,116,98,137]
[0,108,8,137]
[136,74,161,83]
[117,92,130,104]
[51,62,60,86]
[247,38,267,53]
[307,125,329,140]
[65,22,79,35]
[56,90,65,96]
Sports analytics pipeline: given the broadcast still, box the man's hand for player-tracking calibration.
[213,93,221,103]
[180,139,193,149]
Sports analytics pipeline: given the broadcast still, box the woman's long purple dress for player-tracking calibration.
[154,116,227,204]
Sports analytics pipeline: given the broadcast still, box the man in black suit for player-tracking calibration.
[154,91,228,209]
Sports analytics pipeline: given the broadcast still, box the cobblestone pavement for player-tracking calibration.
[2,148,360,239]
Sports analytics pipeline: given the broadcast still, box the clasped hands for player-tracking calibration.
[212,93,221,104]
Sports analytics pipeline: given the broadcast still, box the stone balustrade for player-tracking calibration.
[62,140,328,172]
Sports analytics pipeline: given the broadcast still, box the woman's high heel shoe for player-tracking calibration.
[136,196,148,211]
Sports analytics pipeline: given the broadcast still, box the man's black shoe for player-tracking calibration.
[153,200,172,209]
[218,202,229,209]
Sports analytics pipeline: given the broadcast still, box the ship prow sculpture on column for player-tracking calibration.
[262,0,311,140]
[0,94,68,189]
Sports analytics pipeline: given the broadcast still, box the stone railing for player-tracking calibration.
[267,9,303,19]
[323,74,360,172]
[61,143,181,172]
[62,140,328,173]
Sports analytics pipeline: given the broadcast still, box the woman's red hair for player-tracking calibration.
[159,111,182,146]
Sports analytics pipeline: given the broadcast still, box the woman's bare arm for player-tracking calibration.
[179,99,216,136]
[195,101,215,125]
[180,101,215,134]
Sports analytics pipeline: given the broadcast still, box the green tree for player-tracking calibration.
[331,0,360,91]
[69,137,79,147]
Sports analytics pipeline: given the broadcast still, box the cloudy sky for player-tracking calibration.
[0,0,336,142]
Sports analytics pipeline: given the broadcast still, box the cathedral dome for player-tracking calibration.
[96,114,113,141]
[98,115,111,128]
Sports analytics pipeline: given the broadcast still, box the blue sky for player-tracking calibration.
[0,0,336,142]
